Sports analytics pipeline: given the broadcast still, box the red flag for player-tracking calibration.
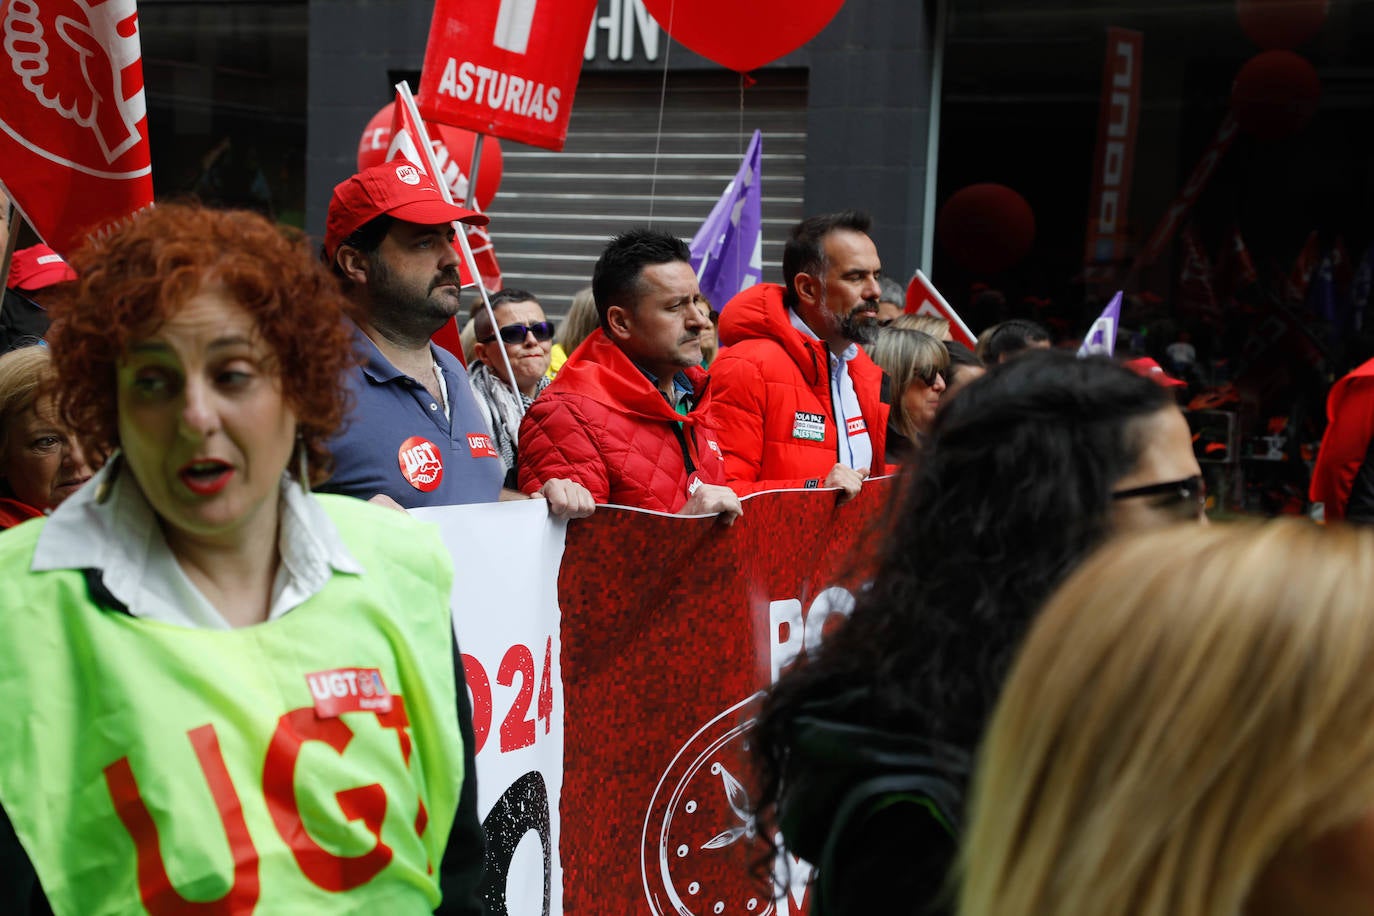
[1286,230,1320,304]
[904,270,976,348]
[1229,225,1259,292]
[0,0,154,257]
[1178,225,1219,325]
[386,89,502,290]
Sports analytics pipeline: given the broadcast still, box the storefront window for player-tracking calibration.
[935,0,1373,514]
[140,0,308,226]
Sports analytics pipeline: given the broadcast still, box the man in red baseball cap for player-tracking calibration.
[318,162,592,519]
[2,244,77,352]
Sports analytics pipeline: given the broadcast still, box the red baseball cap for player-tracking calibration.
[1124,356,1187,388]
[8,244,77,291]
[324,161,489,263]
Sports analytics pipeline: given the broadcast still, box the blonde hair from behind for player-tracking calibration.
[959,520,1374,916]
[891,313,951,341]
[554,286,598,355]
[0,346,53,454]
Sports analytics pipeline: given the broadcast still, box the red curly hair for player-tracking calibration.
[47,203,356,485]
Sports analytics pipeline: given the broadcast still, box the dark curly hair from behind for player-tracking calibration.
[750,350,1173,906]
[47,203,355,486]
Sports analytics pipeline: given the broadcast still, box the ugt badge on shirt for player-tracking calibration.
[791,411,826,442]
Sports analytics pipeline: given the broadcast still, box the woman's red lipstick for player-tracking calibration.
[178,460,234,496]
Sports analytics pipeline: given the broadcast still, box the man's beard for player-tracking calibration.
[369,256,462,337]
[840,305,880,345]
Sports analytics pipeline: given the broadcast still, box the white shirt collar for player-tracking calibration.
[32,460,364,629]
[788,307,859,362]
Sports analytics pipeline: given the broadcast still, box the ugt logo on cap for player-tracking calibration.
[394,163,422,185]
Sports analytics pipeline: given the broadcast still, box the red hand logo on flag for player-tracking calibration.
[0,0,153,256]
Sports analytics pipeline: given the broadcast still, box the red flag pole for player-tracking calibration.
[0,195,21,325]
[465,135,485,211]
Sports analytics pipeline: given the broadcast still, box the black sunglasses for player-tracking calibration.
[1111,474,1207,521]
[480,321,555,345]
[917,367,945,388]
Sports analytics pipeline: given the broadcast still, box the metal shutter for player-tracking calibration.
[488,68,808,315]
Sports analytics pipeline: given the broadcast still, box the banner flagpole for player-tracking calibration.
[0,193,22,325]
[395,83,521,406]
[465,135,485,211]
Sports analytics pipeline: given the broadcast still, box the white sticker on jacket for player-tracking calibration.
[792,411,826,442]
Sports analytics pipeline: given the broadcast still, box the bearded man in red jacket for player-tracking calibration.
[711,210,890,498]
[517,229,743,523]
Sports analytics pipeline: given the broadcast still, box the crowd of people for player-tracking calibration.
[0,158,1366,914]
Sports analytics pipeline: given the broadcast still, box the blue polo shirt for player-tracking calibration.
[320,323,505,508]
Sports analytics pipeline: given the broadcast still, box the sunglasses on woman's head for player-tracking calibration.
[480,321,555,345]
[1111,474,1207,521]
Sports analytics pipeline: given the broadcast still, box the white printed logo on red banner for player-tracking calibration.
[398,435,444,491]
[306,667,394,718]
[418,0,599,151]
[467,432,499,459]
[0,0,154,256]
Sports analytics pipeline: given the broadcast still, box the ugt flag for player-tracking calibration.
[0,0,154,258]
[387,86,502,290]
[690,130,762,311]
[1077,290,1123,357]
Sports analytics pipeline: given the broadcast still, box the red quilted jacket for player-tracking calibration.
[712,284,889,496]
[516,329,728,512]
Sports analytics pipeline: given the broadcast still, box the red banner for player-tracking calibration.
[421,481,895,914]
[1082,28,1143,291]
[0,0,153,257]
[418,0,599,152]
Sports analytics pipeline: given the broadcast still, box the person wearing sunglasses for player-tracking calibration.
[469,288,556,489]
[867,326,949,465]
[751,351,1204,916]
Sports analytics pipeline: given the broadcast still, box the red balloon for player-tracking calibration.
[1230,50,1321,141]
[640,0,846,73]
[356,102,504,210]
[1236,0,1328,50]
[936,184,1036,275]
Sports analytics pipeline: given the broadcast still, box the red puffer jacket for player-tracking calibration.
[517,329,728,512]
[711,284,888,495]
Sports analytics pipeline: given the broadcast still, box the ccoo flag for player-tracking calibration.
[1077,290,1123,357]
[690,130,763,310]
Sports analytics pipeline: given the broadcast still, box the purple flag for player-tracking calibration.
[1077,290,1123,357]
[689,130,763,311]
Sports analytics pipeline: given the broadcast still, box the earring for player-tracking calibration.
[95,449,122,505]
[295,434,310,495]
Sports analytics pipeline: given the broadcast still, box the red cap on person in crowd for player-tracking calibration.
[8,245,77,291]
[323,161,489,264]
[1124,356,1187,388]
